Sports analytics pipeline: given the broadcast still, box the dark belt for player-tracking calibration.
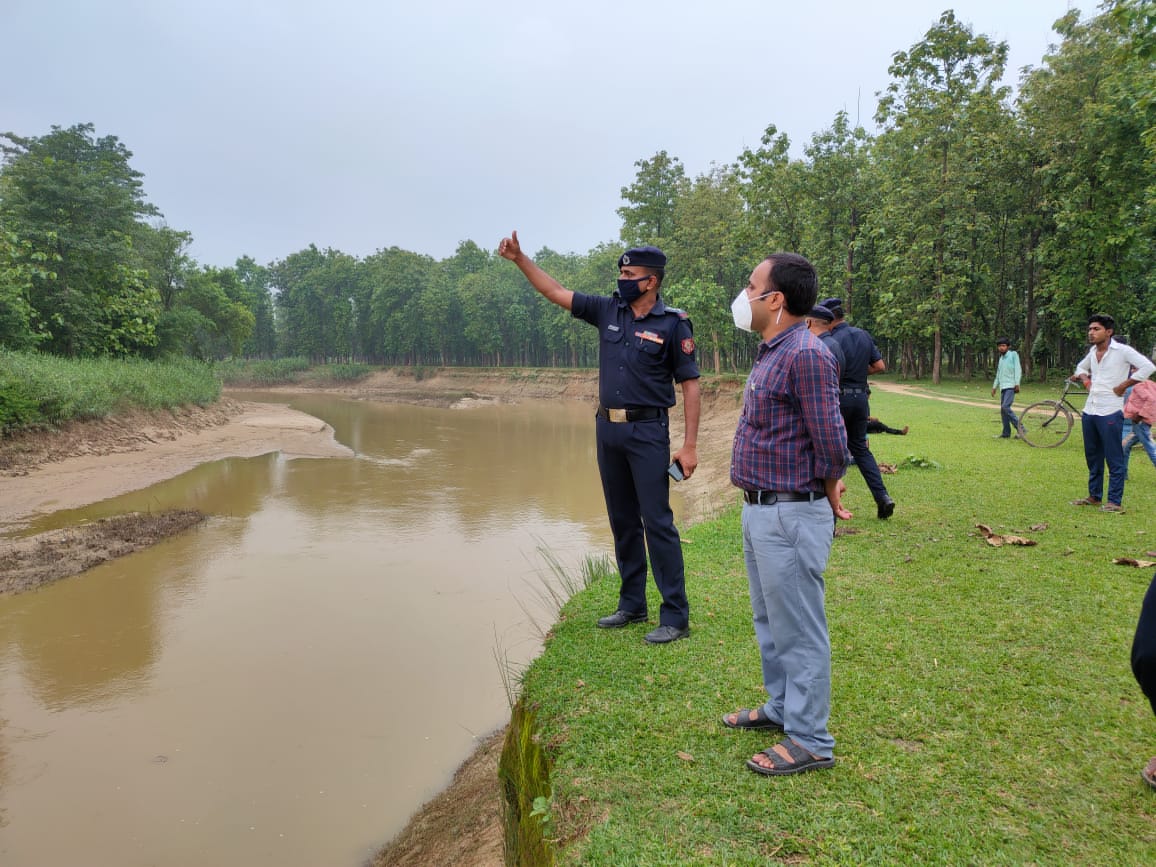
[596,406,664,423]
[743,490,820,505]
[840,387,869,396]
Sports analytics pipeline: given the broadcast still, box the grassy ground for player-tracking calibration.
[521,388,1156,865]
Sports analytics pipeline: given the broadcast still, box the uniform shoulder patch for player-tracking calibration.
[681,337,695,355]
[665,306,690,320]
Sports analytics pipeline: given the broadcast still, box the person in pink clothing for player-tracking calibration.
[1123,380,1156,475]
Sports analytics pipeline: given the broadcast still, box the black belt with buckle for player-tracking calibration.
[597,406,664,423]
[743,490,820,505]
[840,386,869,395]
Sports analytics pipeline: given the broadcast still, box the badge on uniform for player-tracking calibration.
[636,330,664,345]
[681,338,695,355]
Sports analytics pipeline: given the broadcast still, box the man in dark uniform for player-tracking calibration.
[805,304,845,373]
[821,297,895,519]
[498,230,701,644]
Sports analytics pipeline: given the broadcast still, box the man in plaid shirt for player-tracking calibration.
[721,252,851,776]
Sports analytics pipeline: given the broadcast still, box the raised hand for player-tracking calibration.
[498,230,522,261]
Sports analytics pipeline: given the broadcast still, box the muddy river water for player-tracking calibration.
[0,394,689,866]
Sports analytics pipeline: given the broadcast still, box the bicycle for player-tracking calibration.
[1017,380,1086,448]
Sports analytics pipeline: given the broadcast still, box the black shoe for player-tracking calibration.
[644,624,690,644]
[597,610,648,629]
[877,497,895,520]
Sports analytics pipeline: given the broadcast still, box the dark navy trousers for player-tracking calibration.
[839,394,890,505]
[594,414,688,629]
[1082,411,1127,505]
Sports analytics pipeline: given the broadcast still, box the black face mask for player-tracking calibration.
[616,277,649,303]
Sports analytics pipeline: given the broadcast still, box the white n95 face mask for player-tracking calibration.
[731,290,754,332]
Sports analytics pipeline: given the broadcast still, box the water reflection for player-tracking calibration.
[0,395,656,867]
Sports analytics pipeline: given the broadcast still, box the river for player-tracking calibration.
[0,394,688,866]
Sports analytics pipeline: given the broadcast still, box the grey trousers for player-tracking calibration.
[741,498,836,757]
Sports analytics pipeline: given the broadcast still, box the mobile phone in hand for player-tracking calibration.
[667,459,685,482]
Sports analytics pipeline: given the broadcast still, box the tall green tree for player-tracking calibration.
[665,165,749,373]
[363,246,438,364]
[871,11,1012,382]
[271,246,360,362]
[1020,3,1156,361]
[0,230,47,350]
[800,112,873,317]
[617,151,688,249]
[737,125,809,255]
[0,124,160,356]
[234,256,277,358]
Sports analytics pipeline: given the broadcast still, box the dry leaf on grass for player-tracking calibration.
[975,523,1037,547]
[879,463,898,474]
[676,751,695,762]
[1112,558,1156,568]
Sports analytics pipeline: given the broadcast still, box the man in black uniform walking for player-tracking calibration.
[821,297,895,519]
[498,231,701,643]
[805,304,845,373]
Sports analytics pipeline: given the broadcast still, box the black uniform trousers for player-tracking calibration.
[839,393,891,506]
[594,413,688,629]
[1133,572,1156,717]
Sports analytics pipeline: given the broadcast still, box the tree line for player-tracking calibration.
[1,4,1153,382]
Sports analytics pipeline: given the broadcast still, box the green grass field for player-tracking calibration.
[0,350,220,434]
[519,387,1156,865]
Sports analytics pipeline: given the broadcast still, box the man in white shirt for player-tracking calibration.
[1069,314,1156,511]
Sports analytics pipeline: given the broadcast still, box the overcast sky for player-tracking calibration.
[3,0,1077,267]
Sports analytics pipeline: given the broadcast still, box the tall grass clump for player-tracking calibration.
[215,357,312,386]
[499,700,556,867]
[0,350,219,435]
[304,362,372,385]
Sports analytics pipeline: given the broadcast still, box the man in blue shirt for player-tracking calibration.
[991,337,1022,438]
[722,252,849,775]
[498,231,700,644]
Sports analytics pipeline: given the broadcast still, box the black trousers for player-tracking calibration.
[594,415,689,629]
[1133,572,1156,717]
[840,395,890,505]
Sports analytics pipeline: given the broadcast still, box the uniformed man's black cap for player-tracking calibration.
[819,297,844,318]
[618,246,667,270]
[808,305,835,322]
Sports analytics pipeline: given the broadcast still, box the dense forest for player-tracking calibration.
[1,5,1154,382]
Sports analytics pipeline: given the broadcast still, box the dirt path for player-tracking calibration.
[871,379,994,409]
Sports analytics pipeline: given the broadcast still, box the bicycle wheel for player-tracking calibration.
[1017,400,1073,447]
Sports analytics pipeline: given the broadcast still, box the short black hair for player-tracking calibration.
[764,253,818,316]
[1089,313,1116,333]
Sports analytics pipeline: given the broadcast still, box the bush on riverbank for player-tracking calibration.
[0,350,219,435]
[216,357,373,387]
[512,390,1156,864]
